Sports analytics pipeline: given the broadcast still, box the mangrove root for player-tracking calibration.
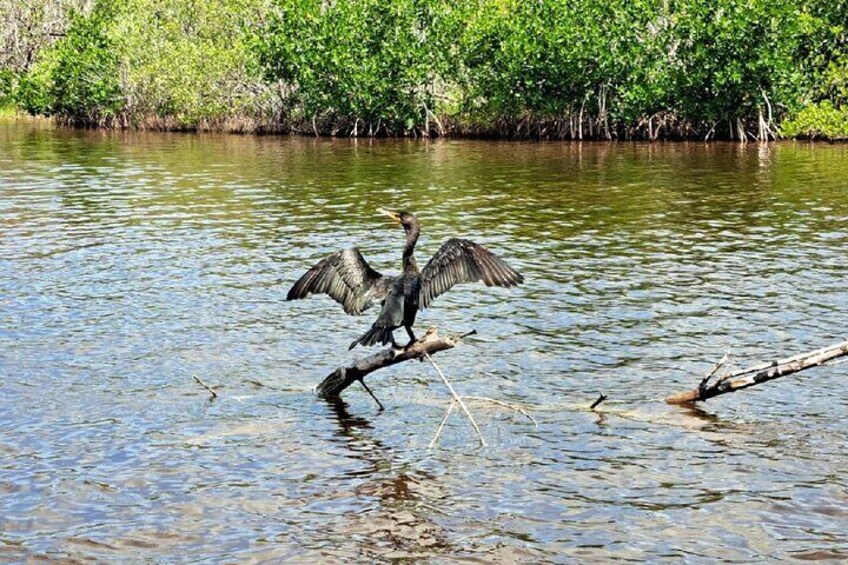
[666,339,848,404]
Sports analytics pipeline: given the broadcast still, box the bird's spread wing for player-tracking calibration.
[419,238,523,309]
[286,248,393,315]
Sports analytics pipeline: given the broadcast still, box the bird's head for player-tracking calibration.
[378,208,418,230]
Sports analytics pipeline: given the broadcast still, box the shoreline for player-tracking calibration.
[1,113,843,143]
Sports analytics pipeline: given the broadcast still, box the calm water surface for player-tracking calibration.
[1,119,847,563]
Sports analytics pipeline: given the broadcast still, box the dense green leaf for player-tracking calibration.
[5,0,848,138]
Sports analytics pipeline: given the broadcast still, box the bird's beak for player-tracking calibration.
[377,208,401,224]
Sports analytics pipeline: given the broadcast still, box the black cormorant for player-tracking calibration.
[286,209,524,349]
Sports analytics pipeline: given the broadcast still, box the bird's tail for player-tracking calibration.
[349,325,395,350]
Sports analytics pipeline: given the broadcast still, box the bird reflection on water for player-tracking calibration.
[322,400,450,556]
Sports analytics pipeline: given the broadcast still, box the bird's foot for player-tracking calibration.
[401,339,426,361]
[403,327,419,352]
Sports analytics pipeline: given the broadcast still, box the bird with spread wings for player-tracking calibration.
[287,209,524,350]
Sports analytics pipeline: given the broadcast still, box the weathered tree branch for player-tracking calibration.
[666,339,848,404]
[315,327,475,401]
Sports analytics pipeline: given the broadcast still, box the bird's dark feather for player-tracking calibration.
[418,238,524,309]
[288,215,523,350]
[286,248,393,315]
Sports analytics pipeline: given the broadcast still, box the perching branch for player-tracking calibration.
[666,339,848,404]
[315,327,475,401]
[316,327,537,448]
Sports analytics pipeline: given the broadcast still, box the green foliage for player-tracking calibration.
[457,0,811,135]
[459,0,659,118]
[116,0,271,127]
[669,0,806,122]
[459,0,584,117]
[4,0,848,138]
[15,50,58,115]
[255,0,461,133]
[0,69,16,107]
[10,2,122,123]
[49,3,123,123]
[820,56,848,106]
[781,101,848,139]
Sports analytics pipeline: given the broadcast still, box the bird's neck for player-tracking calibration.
[402,224,420,273]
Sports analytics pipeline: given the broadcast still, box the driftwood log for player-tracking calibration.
[666,339,848,404]
[316,328,474,403]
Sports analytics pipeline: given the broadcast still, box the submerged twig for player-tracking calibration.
[193,374,219,399]
[461,396,538,426]
[590,393,608,410]
[428,395,537,448]
[358,378,384,411]
[423,352,486,447]
[428,400,456,449]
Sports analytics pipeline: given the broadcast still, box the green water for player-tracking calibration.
[2,119,847,562]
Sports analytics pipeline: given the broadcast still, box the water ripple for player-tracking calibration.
[2,123,848,562]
